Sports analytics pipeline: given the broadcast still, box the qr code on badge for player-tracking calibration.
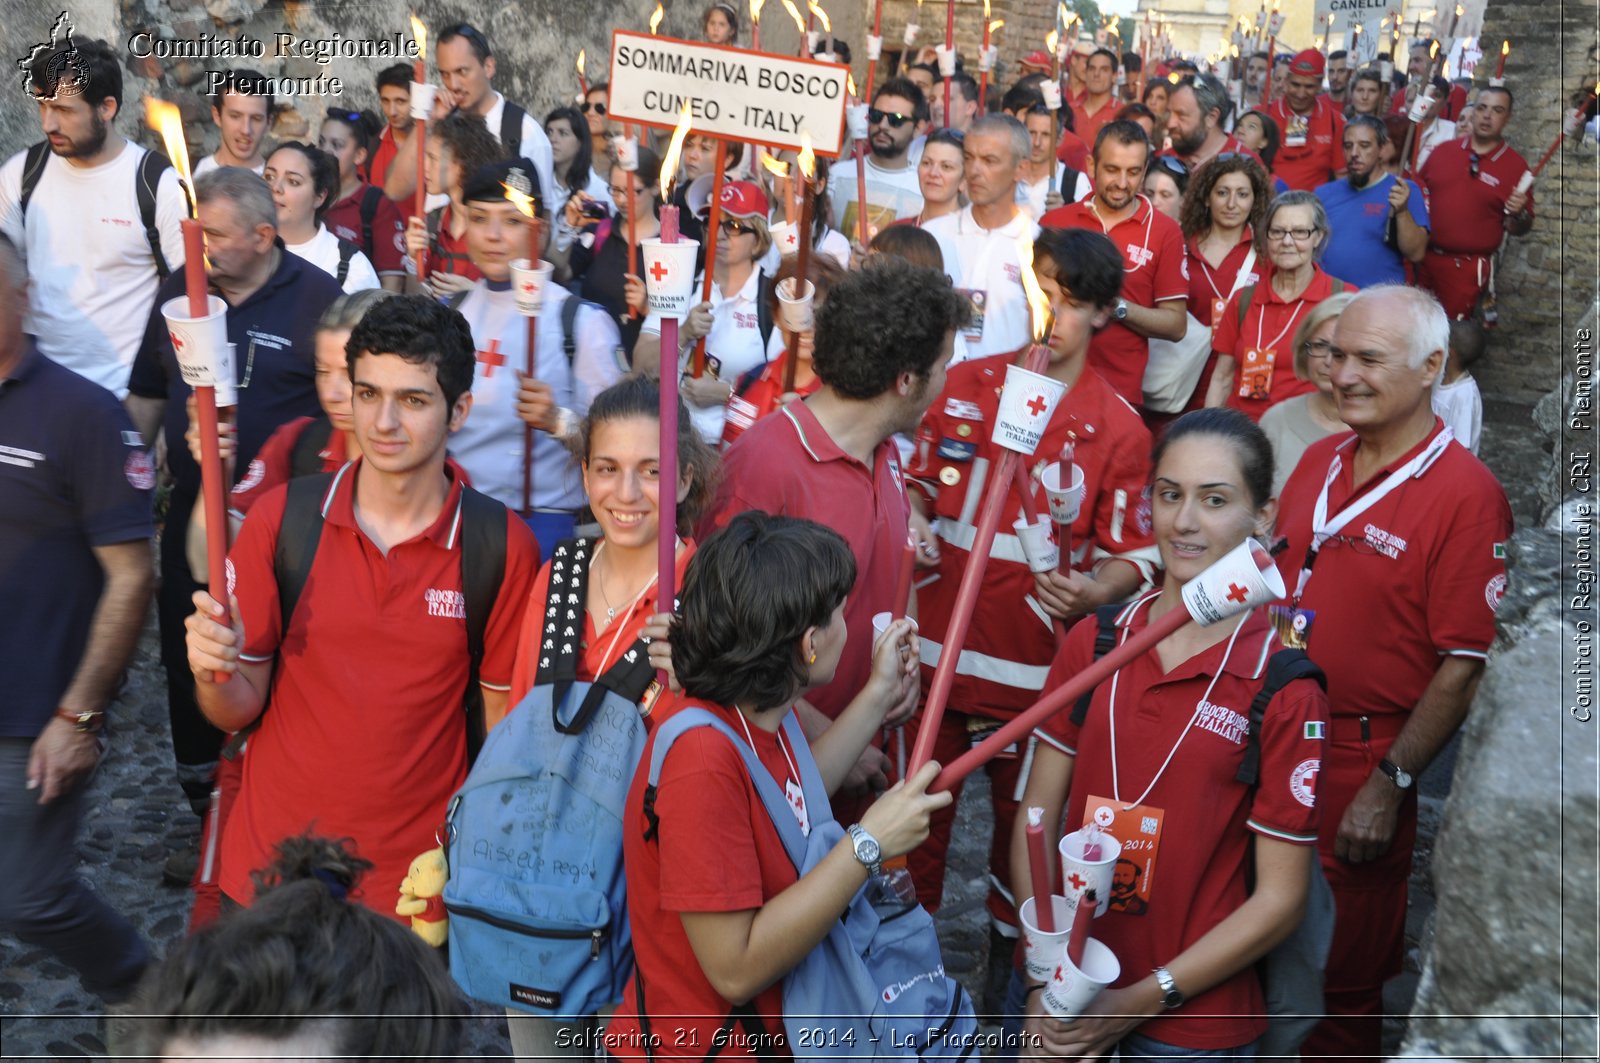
[1140,816,1158,835]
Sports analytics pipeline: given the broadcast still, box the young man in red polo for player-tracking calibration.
[1416,85,1533,320]
[705,258,970,808]
[1042,120,1189,408]
[904,227,1157,931]
[183,294,539,917]
[1267,50,1348,191]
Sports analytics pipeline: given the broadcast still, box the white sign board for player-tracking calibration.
[609,31,849,156]
[1314,0,1404,40]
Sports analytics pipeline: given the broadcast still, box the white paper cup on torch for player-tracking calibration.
[1407,90,1434,123]
[1014,516,1060,573]
[1058,827,1120,917]
[866,34,884,60]
[1489,76,1505,88]
[769,220,801,257]
[615,135,639,173]
[639,238,700,317]
[847,102,871,142]
[806,30,821,53]
[1040,461,1086,525]
[979,44,998,72]
[1179,538,1286,626]
[1018,896,1073,983]
[1268,12,1285,34]
[1215,58,1231,82]
[1040,80,1063,111]
[935,45,957,76]
[775,276,816,333]
[991,363,1066,454]
[1041,938,1120,1020]
[510,258,554,317]
[409,82,437,120]
[1380,59,1394,81]
[903,22,920,46]
[1512,171,1534,197]
[163,295,237,407]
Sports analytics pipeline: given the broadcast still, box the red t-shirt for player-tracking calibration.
[607,696,803,1061]
[1265,97,1347,191]
[1184,234,1260,328]
[908,356,1158,717]
[1274,420,1512,720]
[221,461,539,916]
[1039,196,1190,405]
[1213,266,1350,422]
[1418,138,1535,255]
[705,401,910,722]
[325,182,407,275]
[426,205,485,283]
[721,357,822,447]
[1054,128,1090,172]
[368,125,399,191]
[505,542,696,711]
[1035,598,1328,1049]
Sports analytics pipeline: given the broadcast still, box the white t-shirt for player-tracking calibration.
[284,225,381,294]
[194,155,265,178]
[1018,164,1093,221]
[484,92,556,210]
[0,140,188,397]
[922,205,1040,364]
[1432,374,1482,455]
[451,281,626,510]
[643,269,774,444]
[827,155,923,241]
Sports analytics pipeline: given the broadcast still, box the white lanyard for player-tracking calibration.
[1106,593,1250,809]
[1253,282,1311,354]
[1199,243,1257,306]
[1090,197,1157,274]
[735,708,808,832]
[1293,428,1455,600]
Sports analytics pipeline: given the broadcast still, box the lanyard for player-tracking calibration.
[1253,283,1311,354]
[1293,428,1455,601]
[1106,593,1251,809]
[1199,242,1257,306]
[1090,197,1157,274]
[735,707,807,831]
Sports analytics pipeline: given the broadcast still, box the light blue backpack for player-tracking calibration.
[639,707,979,1062]
[442,537,655,1019]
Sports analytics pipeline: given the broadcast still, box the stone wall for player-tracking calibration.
[1471,0,1599,406]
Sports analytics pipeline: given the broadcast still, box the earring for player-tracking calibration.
[808,652,818,664]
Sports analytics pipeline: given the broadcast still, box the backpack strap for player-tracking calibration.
[1236,283,1255,330]
[335,237,359,286]
[1069,604,1125,727]
[1235,649,1326,787]
[442,289,470,312]
[500,101,527,158]
[358,184,383,259]
[561,290,583,367]
[136,150,173,281]
[18,142,48,215]
[458,485,508,765]
[289,416,336,480]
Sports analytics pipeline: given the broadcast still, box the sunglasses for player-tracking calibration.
[581,101,608,115]
[1468,150,1480,178]
[1152,155,1188,178]
[719,219,758,235]
[868,107,914,128]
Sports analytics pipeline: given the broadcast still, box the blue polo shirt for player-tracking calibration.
[1315,174,1429,288]
[128,244,341,509]
[1,342,153,737]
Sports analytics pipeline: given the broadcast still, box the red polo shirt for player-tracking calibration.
[1213,266,1349,422]
[325,182,407,275]
[368,125,400,190]
[1273,419,1512,721]
[1419,138,1535,255]
[1070,94,1120,149]
[1035,598,1328,1050]
[1185,233,1260,328]
[1040,195,1189,405]
[908,355,1158,717]
[705,401,910,721]
[1055,127,1091,172]
[1266,97,1346,190]
[221,460,539,915]
[721,356,823,447]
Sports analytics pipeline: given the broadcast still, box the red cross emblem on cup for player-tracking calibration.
[169,331,184,351]
[1066,871,1087,890]
[520,279,537,295]
[649,259,670,283]
[1026,393,1049,417]
[1225,582,1250,604]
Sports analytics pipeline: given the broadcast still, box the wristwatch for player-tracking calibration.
[1379,758,1414,790]
[1153,966,1184,1009]
[55,707,104,734]
[847,823,883,876]
[1113,299,1129,321]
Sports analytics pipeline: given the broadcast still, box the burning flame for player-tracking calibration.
[982,0,989,18]
[1429,39,1440,59]
[1057,3,1070,29]
[577,49,586,77]
[658,99,695,200]
[1353,22,1363,38]
[1454,3,1463,17]
[760,153,790,179]
[1045,28,1059,55]
[796,131,816,183]
[806,0,830,33]
[501,181,538,219]
[1015,230,1050,344]
[409,13,427,57]
[1500,39,1510,57]
[649,2,665,34]
[778,0,806,35]
[988,19,1004,33]
[750,0,764,21]
[143,97,193,211]
[847,72,857,97]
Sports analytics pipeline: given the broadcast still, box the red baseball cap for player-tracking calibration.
[1019,50,1054,72]
[718,180,770,219]
[1288,48,1325,77]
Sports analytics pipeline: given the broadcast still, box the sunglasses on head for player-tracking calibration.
[868,107,914,128]
[581,101,608,115]
[1152,155,1188,178]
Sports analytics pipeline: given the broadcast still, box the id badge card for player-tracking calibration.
[1082,795,1163,914]
[1238,347,1276,401]
[956,288,987,341]
[1212,297,1228,324]
[1285,114,1309,148]
[1268,605,1315,650]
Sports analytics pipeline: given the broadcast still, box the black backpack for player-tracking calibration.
[499,101,528,158]
[334,237,363,286]
[20,141,171,280]
[357,184,385,261]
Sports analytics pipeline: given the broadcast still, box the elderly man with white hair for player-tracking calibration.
[1271,283,1512,1063]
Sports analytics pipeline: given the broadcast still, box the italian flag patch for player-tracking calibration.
[1304,721,1326,740]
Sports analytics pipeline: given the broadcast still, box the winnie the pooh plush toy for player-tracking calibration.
[396,848,450,947]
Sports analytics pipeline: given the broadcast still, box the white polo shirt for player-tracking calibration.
[451,280,626,510]
[284,224,381,294]
[922,205,1040,364]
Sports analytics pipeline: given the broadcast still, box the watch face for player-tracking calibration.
[857,836,881,864]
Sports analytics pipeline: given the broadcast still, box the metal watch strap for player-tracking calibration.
[1153,965,1184,1008]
